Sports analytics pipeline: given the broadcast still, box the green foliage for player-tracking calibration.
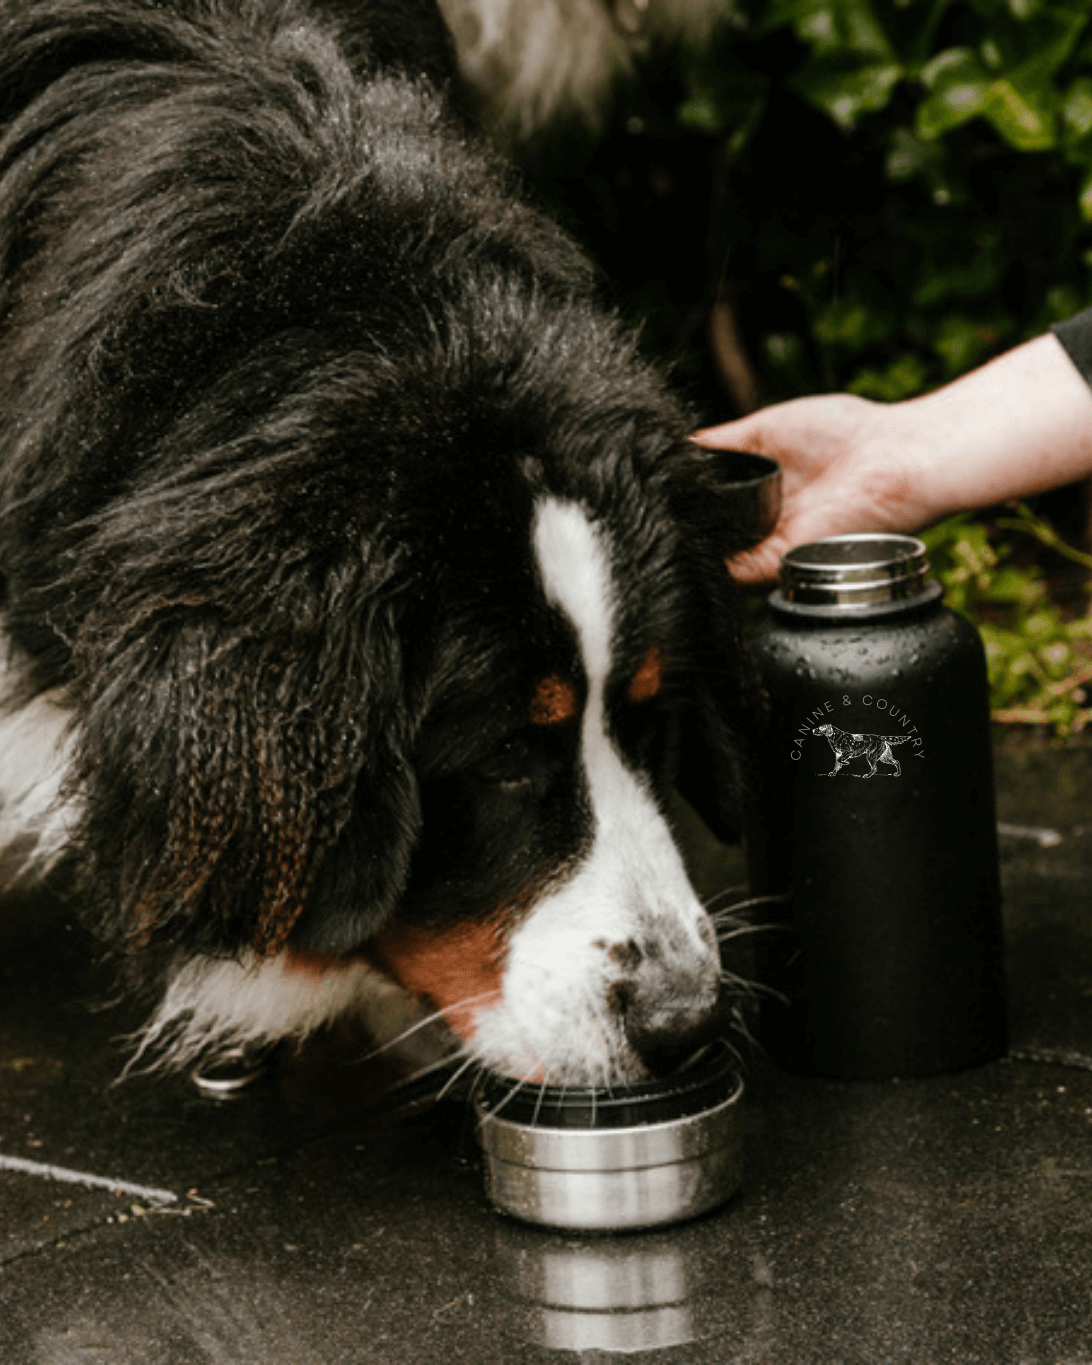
[663,0,1092,402]
[694,0,1092,735]
[921,508,1092,734]
[748,0,1089,154]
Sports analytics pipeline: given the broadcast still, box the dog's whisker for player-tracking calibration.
[386,1050,470,1091]
[468,1062,496,1113]
[714,921,768,945]
[709,892,791,920]
[355,1010,454,1063]
[356,988,502,1063]
[719,965,753,989]
[719,1033,748,1070]
[378,1047,486,1115]
[483,1062,546,1121]
[732,1013,760,1049]
[718,966,783,1002]
[433,1053,481,1104]
[702,883,750,913]
[727,1010,773,1065]
[723,972,788,1007]
[530,1077,549,1128]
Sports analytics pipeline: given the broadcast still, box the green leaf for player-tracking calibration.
[884,126,969,203]
[933,314,1005,376]
[764,0,896,58]
[886,126,936,180]
[807,0,894,59]
[909,226,1006,307]
[756,0,812,34]
[1022,608,1063,640]
[917,65,1058,149]
[846,352,930,400]
[814,294,895,350]
[1080,167,1092,220]
[970,3,1088,76]
[1027,14,1088,78]
[1037,639,1073,677]
[1063,76,1092,141]
[1035,282,1087,326]
[917,48,993,138]
[761,332,815,394]
[676,53,767,140]
[789,56,903,128]
[985,565,1048,606]
[980,73,1058,149]
[917,15,1078,149]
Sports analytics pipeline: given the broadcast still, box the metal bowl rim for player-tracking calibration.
[477,1075,744,1171]
[473,1040,740,1129]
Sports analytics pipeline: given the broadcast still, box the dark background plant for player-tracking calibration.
[520,0,1092,733]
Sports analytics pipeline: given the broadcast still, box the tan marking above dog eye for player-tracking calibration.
[627,647,663,704]
[530,675,579,726]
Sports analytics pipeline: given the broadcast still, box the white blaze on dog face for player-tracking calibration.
[467,497,721,1084]
[82,497,727,1086]
[0,637,79,877]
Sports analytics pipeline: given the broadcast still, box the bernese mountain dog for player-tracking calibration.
[0,0,757,1089]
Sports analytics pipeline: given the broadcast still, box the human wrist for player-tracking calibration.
[894,334,1092,525]
[837,396,941,533]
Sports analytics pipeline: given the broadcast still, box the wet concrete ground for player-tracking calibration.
[1,731,1090,1363]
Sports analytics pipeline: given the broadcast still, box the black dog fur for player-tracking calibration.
[0,0,756,1078]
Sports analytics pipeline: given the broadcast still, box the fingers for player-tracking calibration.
[695,414,808,585]
[691,413,771,455]
[725,535,786,586]
[697,394,901,585]
[693,394,875,467]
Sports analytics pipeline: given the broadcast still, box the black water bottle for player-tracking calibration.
[746,533,1008,1080]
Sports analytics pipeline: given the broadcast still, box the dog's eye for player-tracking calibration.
[474,739,534,790]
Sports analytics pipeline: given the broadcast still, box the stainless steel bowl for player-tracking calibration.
[475,1043,743,1232]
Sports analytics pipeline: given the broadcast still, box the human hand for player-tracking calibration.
[693,394,931,585]
[695,334,1092,585]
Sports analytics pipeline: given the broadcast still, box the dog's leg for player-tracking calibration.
[858,746,880,778]
[822,742,844,775]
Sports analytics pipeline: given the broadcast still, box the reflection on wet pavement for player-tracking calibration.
[4,735,1092,1363]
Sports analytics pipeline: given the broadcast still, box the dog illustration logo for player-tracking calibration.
[813,722,912,778]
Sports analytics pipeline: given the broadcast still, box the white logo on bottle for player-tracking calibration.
[813,723,911,777]
[788,694,925,765]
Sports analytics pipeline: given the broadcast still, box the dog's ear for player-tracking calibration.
[71,593,421,959]
[675,656,762,848]
[676,684,763,845]
[666,449,772,846]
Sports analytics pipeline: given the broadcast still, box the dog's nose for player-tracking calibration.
[606,938,729,1077]
[623,990,730,1076]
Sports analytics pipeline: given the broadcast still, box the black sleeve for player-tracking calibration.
[1051,307,1092,389]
